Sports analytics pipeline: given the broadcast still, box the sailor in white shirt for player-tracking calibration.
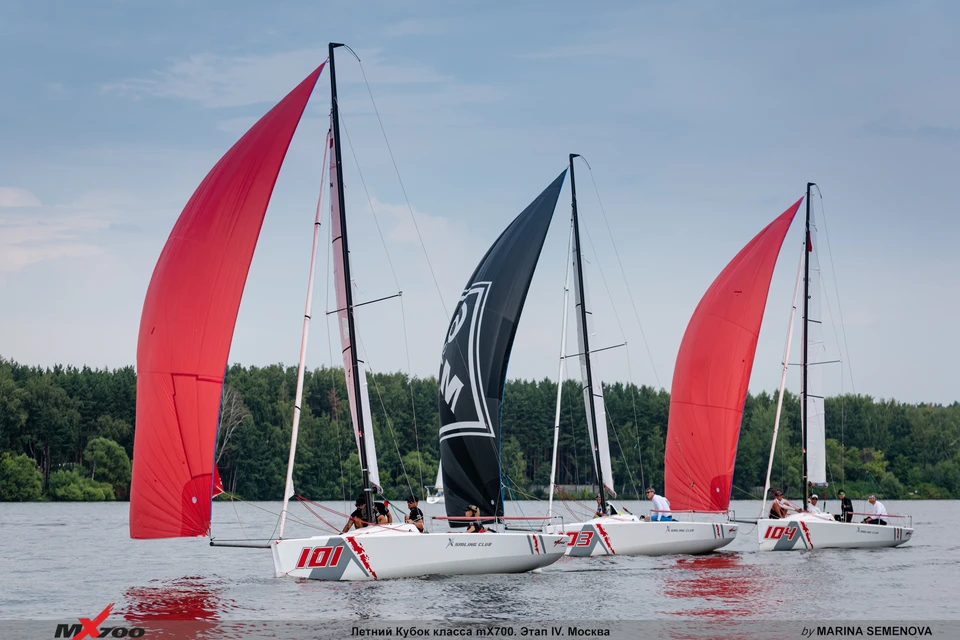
[807,494,822,514]
[863,495,888,525]
[646,487,673,521]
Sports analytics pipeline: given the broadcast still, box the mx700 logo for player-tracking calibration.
[763,525,798,541]
[296,546,344,569]
[54,604,145,638]
[565,531,595,547]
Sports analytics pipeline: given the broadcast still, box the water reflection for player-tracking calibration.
[661,553,767,619]
[121,575,231,621]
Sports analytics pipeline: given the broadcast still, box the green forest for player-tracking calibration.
[1,356,959,502]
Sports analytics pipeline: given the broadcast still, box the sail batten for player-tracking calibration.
[438,172,566,521]
[664,199,801,512]
[130,64,325,539]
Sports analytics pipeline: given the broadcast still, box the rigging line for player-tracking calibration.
[578,155,662,388]
[813,185,856,394]
[358,338,417,500]
[336,108,402,292]
[221,492,331,533]
[624,346,646,492]
[324,220,348,509]
[333,59,426,499]
[348,46,450,321]
[574,199,647,495]
[399,295,426,499]
[229,495,250,541]
[606,400,641,500]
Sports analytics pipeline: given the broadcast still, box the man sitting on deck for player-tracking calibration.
[769,489,789,519]
[862,495,888,525]
[646,487,673,521]
[341,495,370,533]
[807,494,822,514]
[594,493,619,517]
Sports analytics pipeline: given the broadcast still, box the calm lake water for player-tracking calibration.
[0,499,955,621]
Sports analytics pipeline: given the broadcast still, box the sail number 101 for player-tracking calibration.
[296,546,344,569]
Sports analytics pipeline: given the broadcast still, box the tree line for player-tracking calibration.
[1,356,958,502]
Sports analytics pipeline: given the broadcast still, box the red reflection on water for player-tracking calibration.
[121,576,230,622]
[662,554,767,619]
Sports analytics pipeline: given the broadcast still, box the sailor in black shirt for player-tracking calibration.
[834,489,854,523]
[405,496,425,532]
[341,495,369,533]
[374,500,392,524]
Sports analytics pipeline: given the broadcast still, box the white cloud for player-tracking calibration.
[0,191,128,283]
[0,187,41,208]
[102,48,450,109]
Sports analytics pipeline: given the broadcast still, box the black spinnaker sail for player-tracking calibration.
[438,171,566,523]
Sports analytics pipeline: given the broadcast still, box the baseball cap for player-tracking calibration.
[810,494,818,500]
[774,489,783,496]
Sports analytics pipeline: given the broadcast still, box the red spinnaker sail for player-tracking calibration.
[664,199,802,512]
[130,64,324,539]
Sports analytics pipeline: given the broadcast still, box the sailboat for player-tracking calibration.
[663,198,804,534]
[426,464,444,504]
[130,43,565,580]
[754,184,913,551]
[540,155,738,557]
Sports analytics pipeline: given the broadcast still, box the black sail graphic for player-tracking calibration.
[438,171,566,522]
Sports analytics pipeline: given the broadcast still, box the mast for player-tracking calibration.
[547,221,574,519]
[330,42,375,526]
[760,250,803,518]
[801,182,814,512]
[569,153,608,516]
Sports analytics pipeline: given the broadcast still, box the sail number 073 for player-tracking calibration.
[565,531,595,547]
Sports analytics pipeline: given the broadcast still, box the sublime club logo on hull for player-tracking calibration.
[53,604,145,639]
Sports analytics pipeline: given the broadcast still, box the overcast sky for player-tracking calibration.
[2,1,958,404]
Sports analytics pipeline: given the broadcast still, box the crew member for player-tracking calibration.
[646,487,673,521]
[863,495,887,525]
[405,496,425,532]
[465,505,486,533]
[834,489,854,523]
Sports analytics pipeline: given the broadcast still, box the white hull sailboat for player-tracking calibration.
[273,525,562,580]
[130,43,565,581]
[426,465,444,504]
[542,155,737,558]
[545,515,737,557]
[756,512,912,551]
[756,183,913,551]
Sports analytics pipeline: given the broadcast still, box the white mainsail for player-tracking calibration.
[572,229,616,498]
[434,464,443,491]
[329,120,381,491]
[804,208,827,485]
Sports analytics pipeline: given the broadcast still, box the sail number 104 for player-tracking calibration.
[763,525,798,541]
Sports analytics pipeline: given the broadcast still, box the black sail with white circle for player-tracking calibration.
[438,171,566,523]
